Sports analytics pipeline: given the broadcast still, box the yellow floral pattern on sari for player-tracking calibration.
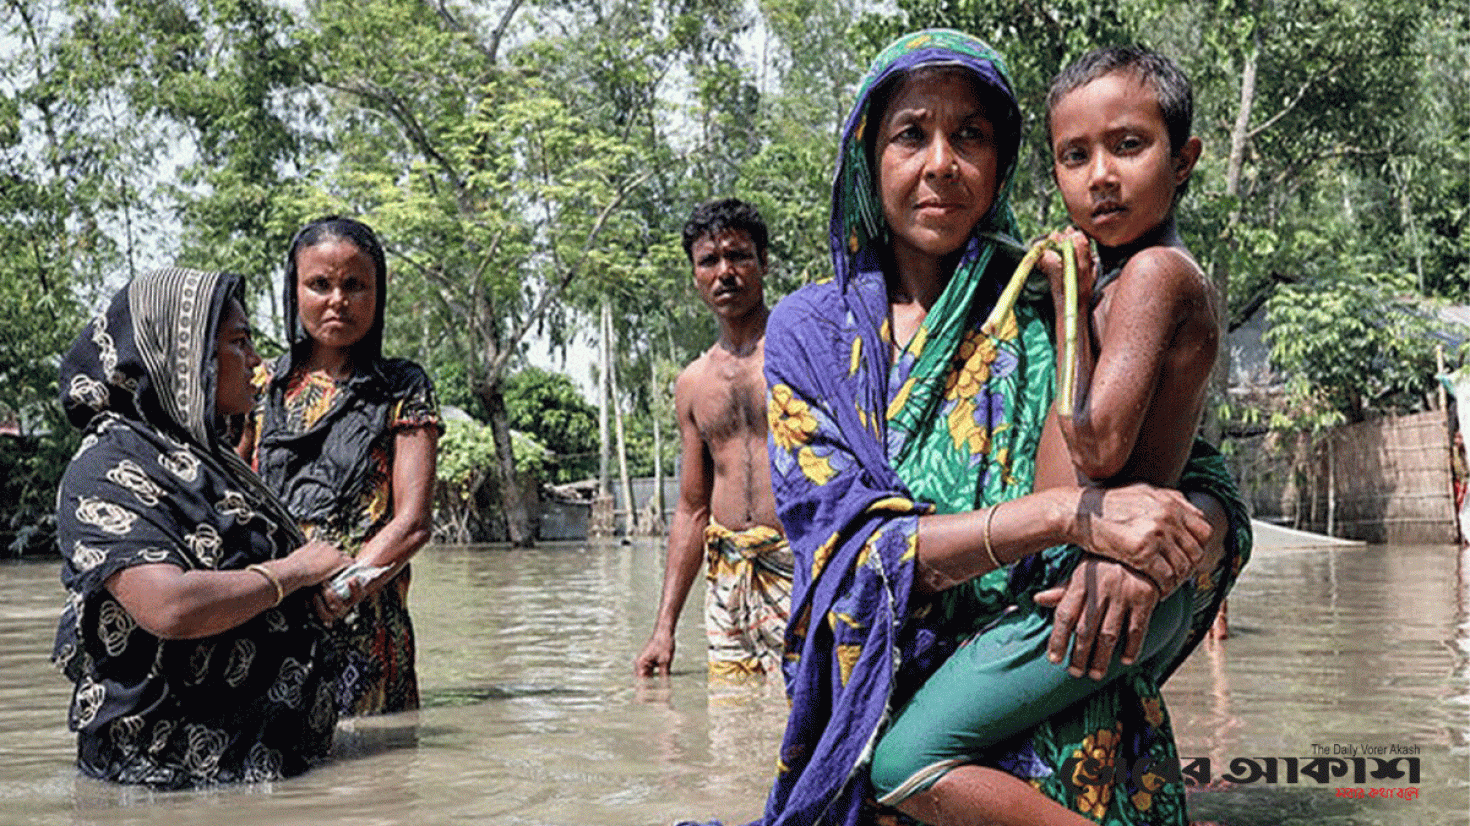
[1068,725,1122,818]
[769,384,818,451]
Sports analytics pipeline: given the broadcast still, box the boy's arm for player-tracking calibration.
[1051,242,1214,482]
[635,366,713,677]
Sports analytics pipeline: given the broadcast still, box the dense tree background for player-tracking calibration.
[3,0,1465,548]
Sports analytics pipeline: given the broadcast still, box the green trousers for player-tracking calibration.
[870,584,1193,803]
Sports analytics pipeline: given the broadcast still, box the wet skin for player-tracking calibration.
[1032,69,1223,682]
[685,230,778,530]
[1036,68,1214,492]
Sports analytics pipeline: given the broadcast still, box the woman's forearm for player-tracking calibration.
[107,542,349,639]
[914,483,1210,596]
[352,516,430,584]
[355,427,436,577]
[107,563,301,639]
[914,488,1076,594]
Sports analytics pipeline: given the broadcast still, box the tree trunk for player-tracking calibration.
[1394,160,1426,290]
[1204,29,1260,444]
[1326,434,1337,537]
[478,377,534,547]
[608,308,636,537]
[649,357,665,534]
[598,300,612,497]
[1224,36,1257,212]
[589,301,615,538]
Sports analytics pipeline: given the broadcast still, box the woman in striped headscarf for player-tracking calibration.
[53,267,353,788]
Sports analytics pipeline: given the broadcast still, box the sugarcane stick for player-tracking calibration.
[981,237,1081,411]
[980,241,1044,337]
[1057,239,1078,413]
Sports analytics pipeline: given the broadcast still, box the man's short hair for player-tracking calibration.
[681,198,769,264]
[1045,46,1193,156]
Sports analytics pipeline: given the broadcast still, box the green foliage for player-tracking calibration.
[1264,268,1440,425]
[3,0,1466,544]
[503,366,599,483]
[437,416,555,486]
[0,428,78,556]
[885,0,1468,426]
[436,418,497,490]
[2,0,135,555]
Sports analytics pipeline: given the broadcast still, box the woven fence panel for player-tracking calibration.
[1227,410,1458,544]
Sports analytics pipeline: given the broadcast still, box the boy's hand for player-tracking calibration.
[1038,228,1095,312]
[1034,556,1158,679]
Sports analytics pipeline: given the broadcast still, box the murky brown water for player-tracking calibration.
[1,540,1464,825]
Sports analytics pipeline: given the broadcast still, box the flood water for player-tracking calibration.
[1,539,1465,826]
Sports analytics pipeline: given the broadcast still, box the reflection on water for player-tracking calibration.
[1,540,1464,825]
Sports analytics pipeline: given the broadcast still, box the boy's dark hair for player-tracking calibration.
[681,198,769,264]
[1046,45,1193,159]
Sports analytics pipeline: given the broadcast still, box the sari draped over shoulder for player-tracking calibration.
[725,29,1251,826]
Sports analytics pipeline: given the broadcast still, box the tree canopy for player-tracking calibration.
[3,0,1465,547]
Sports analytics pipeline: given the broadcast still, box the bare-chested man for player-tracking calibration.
[634,198,791,679]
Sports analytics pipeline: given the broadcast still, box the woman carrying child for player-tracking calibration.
[741,29,1251,826]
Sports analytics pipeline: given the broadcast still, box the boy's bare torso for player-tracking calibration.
[681,339,781,531]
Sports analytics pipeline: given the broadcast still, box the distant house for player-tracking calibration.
[1225,299,1470,403]
[1227,304,1277,391]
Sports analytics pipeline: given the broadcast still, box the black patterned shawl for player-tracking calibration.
[53,267,338,788]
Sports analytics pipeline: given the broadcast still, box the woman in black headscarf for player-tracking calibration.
[54,266,353,788]
[241,216,440,716]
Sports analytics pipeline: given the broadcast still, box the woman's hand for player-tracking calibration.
[315,574,365,626]
[271,539,354,625]
[1069,483,1209,596]
[279,539,353,587]
[1034,556,1159,680]
[276,540,354,624]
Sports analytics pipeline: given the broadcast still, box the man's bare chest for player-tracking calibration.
[694,369,767,445]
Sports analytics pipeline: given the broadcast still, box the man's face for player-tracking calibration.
[691,229,766,320]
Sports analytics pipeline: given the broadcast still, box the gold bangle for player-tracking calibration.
[247,563,284,607]
[984,501,1004,571]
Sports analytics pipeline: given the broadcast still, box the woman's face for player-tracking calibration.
[294,238,379,353]
[215,298,261,417]
[876,70,999,266]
